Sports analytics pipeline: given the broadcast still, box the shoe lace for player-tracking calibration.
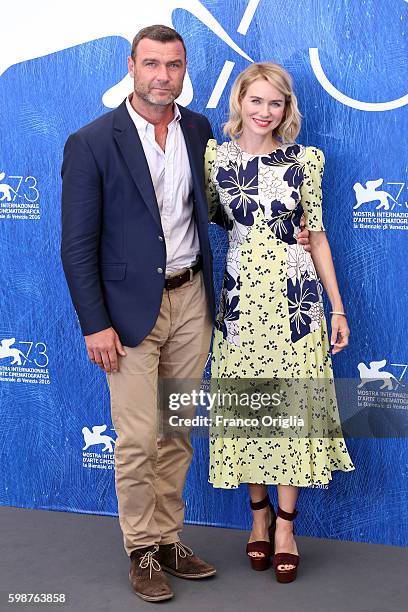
[173,541,194,569]
[139,545,161,579]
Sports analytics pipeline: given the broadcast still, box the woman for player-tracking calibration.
[205,62,355,583]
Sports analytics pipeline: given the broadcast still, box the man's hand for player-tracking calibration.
[85,327,127,373]
[297,217,311,252]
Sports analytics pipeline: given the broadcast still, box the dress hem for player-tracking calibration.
[208,464,355,489]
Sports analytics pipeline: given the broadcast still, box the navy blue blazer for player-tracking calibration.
[61,100,215,347]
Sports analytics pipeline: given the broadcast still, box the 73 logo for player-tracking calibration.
[0,337,49,367]
[0,171,39,203]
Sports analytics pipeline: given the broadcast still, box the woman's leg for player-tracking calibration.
[247,483,272,558]
[275,484,299,569]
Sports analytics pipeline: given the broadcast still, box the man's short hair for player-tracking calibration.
[131,25,187,59]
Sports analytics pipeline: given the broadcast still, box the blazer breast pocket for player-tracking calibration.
[100,263,127,281]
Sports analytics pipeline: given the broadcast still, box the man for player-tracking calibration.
[61,25,310,602]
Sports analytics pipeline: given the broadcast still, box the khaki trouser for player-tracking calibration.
[107,270,212,555]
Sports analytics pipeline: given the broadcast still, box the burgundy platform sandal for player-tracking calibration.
[272,506,300,583]
[246,495,277,571]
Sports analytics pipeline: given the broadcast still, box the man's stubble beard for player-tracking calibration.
[133,83,181,108]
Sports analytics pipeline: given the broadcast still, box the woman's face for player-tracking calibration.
[240,78,286,139]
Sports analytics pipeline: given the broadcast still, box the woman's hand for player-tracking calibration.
[330,314,350,354]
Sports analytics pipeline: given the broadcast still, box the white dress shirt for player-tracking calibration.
[126,96,200,275]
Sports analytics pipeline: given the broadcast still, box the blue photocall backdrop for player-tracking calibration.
[0,0,407,546]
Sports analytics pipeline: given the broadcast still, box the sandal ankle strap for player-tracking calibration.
[277,506,298,521]
[250,494,273,511]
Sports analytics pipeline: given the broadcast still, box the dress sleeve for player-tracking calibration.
[204,138,221,222]
[300,146,325,231]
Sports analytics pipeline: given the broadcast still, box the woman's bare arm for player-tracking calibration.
[309,231,350,354]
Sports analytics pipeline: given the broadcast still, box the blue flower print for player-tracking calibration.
[267,201,305,245]
[261,145,304,188]
[224,294,240,322]
[216,292,240,340]
[235,275,241,291]
[225,270,236,291]
[216,158,258,225]
[287,274,320,342]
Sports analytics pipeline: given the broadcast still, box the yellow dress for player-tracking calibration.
[205,139,355,488]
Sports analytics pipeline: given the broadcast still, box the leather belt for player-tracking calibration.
[164,259,202,290]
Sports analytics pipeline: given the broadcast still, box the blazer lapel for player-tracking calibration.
[179,110,207,227]
[179,111,202,191]
[113,101,161,228]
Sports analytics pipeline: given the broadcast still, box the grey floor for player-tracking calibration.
[1,506,407,612]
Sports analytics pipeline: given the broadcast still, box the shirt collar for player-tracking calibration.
[126,95,181,135]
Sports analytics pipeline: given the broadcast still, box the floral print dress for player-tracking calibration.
[205,139,355,488]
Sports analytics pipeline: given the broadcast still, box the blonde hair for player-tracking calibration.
[224,62,301,143]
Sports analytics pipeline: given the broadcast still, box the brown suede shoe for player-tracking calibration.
[129,545,174,602]
[158,542,216,579]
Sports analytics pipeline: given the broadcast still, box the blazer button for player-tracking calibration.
[158,235,164,241]
[157,267,164,274]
